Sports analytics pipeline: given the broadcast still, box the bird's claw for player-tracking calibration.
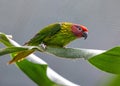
[40,43,46,50]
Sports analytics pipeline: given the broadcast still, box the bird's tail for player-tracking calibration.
[8,50,35,64]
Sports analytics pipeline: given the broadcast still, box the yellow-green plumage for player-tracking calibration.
[26,22,77,47]
[43,22,77,47]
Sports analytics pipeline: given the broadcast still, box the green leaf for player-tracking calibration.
[45,46,103,59]
[88,47,120,74]
[0,32,13,47]
[16,59,56,86]
[0,47,29,56]
[45,47,86,59]
[107,76,120,86]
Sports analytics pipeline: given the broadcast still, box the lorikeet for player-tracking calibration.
[8,22,88,64]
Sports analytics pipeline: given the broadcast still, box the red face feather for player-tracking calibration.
[71,24,88,39]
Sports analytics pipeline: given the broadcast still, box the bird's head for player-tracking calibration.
[71,24,88,39]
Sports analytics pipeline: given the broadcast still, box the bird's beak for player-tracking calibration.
[82,32,88,40]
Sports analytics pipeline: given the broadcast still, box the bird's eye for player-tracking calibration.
[78,27,81,30]
[76,26,82,31]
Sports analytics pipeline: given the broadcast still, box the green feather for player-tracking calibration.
[26,22,77,47]
[43,22,77,47]
[26,23,61,46]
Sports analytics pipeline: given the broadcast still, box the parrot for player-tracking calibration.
[8,22,88,64]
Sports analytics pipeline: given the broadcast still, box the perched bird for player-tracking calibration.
[8,22,88,64]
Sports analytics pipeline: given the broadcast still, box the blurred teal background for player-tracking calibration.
[0,0,120,86]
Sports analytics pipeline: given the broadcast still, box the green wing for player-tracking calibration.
[8,23,61,64]
[26,23,61,45]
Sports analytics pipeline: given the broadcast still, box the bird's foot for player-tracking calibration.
[40,43,46,50]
